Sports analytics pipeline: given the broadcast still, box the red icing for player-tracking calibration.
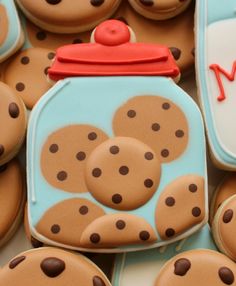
[48,20,180,81]
[210,62,236,102]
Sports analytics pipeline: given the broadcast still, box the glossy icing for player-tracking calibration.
[196,0,236,169]
[27,20,207,252]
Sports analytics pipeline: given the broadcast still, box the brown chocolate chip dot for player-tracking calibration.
[110,145,119,155]
[162,102,170,110]
[49,144,58,153]
[119,166,129,175]
[189,183,197,193]
[219,267,235,285]
[161,149,169,158]
[51,224,60,234]
[223,209,234,223]
[139,0,154,6]
[44,66,50,75]
[93,276,106,286]
[165,197,175,207]
[0,163,7,172]
[192,207,201,217]
[90,0,104,6]
[21,56,30,65]
[116,220,126,230]
[57,171,67,181]
[76,151,86,161]
[79,205,89,215]
[0,145,4,157]
[88,132,97,141]
[175,129,185,138]
[90,233,101,244]
[46,0,62,4]
[127,109,136,118]
[31,236,44,248]
[165,228,175,238]
[8,103,20,118]
[139,231,150,241]
[9,256,26,269]
[152,123,160,132]
[144,179,153,188]
[169,47,181,61]
[112,194,122,204]
[48,52,55,60]
[174,258,191,276]
[145,152,154,160]
[92,168,102,178]
[36,31,47,41]
[16,82,25,92]
[40,257,65,278]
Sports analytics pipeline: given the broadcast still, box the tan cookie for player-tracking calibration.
[3,48,54,109]
[210,174,236,224]
[35,198,105,247]
[0,4,8,46]
[85,137,161,210]
[0,82,26,165]
[0,160,25,247]
[16,0,122,33]
[0,247,111,286]
[113,1,195,75]
[113,96,189,163]
[80,213,157,248]
[128,0,192,20]
[155,175,205,240]
[155,249,236,286]
[41,125,108,194]
[212,195,236,261]
[25,18,91,50]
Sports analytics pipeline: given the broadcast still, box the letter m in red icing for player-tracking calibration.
[209,61,236,102]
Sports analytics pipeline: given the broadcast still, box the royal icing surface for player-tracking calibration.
[27,20,207,252]
[196,0,236,169]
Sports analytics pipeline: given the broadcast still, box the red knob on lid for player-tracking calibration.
[94,20,131,46]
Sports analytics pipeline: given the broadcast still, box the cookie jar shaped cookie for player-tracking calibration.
[27,20,207,252]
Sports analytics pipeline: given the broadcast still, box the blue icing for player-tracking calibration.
[27,76,206,249]
[196,0,236,168]
[0,0,22,56]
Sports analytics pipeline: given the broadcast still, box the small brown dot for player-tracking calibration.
[165,197,175,207]
[48,52,55,60]
[90,233,100,244]
[93,276,106,286]
[219,267,235,285]
[119,166,129,175]
[36,31,47,41]
[116,220,126,230]
[9,256,26,269]
[51,224,60,234]
[44,66,50,75]
[175,130,185,138]
[223,209,233,223]
[92,168,102,178]
[192,207,201,217]
[0,145,4,157]
[76,151,86,161]
[152,123,160,131]
[189,184,197,192]
[49,144,58,153]
[9,103,20,118]
[139,0,154,6]
[79,205,89,215]
[21,56,30,65]
[174,258,191,276]
[31,237,44,248]
[16,82,25,92]
[169,47,181,60]
[112,194,122,204]
[165,228,175,237]
[127,110,136,118]
[40,257,65,278]
[161,149,169,158]
[0,164,7,172]
[144,179,153,188]
[73,38,83,44]
[145,152,154,160]
[139,231,150,241]
[90,0,104,6]
[57,171,67,181]
[88,132,97,141]
[162,102,170,110]
[46,0,62,4]
[110,145,119,155]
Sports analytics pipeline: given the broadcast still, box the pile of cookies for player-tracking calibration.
[0,0,236,285]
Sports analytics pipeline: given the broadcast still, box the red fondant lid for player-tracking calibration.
[48,20,180,81]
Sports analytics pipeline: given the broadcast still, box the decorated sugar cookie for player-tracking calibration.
[0,160,25,247]
[0,0,24,62]
[196,0,236,170]
[16,0,122,34]
[0,82,26,165]
[128,0,192,20]
[27,20,207,252]
[0,247,111,286]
